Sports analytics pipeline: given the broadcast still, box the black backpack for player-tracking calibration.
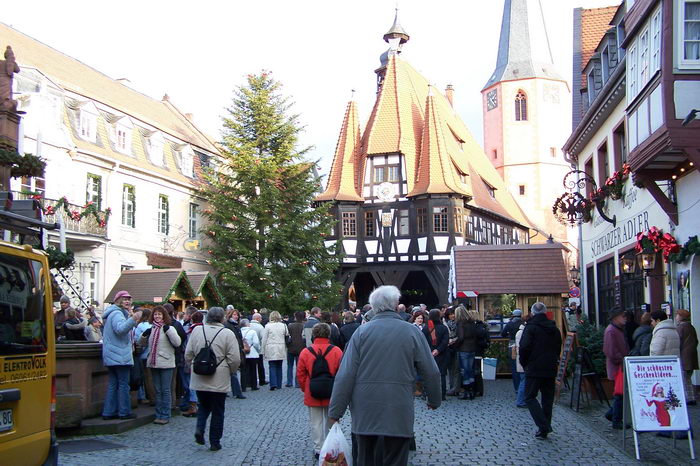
[192,327,225,376]
[307,345,335,399]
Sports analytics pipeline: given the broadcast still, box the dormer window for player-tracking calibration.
[174,144,195,178]
[108,116,133,155]
[482,178,496,198]
[145,131,165,166]
[515,91,528,121]
[79,109,97,142]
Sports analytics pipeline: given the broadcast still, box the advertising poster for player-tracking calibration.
[624,356,690,432]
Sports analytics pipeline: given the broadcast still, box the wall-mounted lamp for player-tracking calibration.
[620,256,636,275]
[636,250,663,287]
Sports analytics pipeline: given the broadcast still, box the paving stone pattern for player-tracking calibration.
[58,367,696,466]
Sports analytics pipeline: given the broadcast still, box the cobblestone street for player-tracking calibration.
[57,368,698,466]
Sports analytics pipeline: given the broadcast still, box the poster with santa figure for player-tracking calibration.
[624,356,690,432]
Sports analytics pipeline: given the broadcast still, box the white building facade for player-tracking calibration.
[4,24,218,308]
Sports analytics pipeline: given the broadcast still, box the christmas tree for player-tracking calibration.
[199,71,342,314]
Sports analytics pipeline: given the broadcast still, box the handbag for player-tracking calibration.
[129,356,144,391]
[285,326,292,347]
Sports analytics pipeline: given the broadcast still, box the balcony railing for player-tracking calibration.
[12,191,108,237]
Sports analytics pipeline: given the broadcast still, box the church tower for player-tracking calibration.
[482,0,572,243]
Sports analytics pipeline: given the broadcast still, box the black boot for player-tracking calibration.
[460,385,470,400]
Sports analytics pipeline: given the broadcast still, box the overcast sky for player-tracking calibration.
[5,0,619,174]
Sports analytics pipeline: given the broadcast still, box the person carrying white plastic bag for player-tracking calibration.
[318,423,352,466]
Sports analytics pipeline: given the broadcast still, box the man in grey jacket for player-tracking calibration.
[303,307,321,347]
[329,286,441,466]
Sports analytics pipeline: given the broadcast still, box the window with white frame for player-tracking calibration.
[587,70,596,104]
[157,195,169,235]
[627,5,662,100]
[20,176,45,195]
[602,46,610,81]
[181,151,194,177]
[122,184,135,228]
[79,110,96,142]
[86,174,102,210]
[146,133,165,166]
[677,0,700,68]
[188,203,198,239]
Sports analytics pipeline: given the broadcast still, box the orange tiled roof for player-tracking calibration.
[580,6,618,87]
[317,54,531,228]
[317,101,363,201]
[0,23,219,156]
[408,91,470,197]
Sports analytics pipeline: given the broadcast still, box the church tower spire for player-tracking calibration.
[481,0,573,246]
[483,0,561,90]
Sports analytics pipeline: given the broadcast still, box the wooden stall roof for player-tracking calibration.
[105,268,195,304]
[453,243,570,294]
[187,271,223,306]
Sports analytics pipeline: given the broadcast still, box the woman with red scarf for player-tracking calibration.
[139,305,181,424]
[422,309,449,400]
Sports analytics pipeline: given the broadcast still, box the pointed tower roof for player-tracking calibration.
[316,100,363,202]
[383,9,410,44]
[408,88,470,197]
[483,0,563,90]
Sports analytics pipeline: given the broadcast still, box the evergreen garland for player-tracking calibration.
[45,245,75,270]
[669,235,700,264]
[199,71,342,314]
[0,147,46,178]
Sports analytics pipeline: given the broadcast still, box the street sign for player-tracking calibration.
[569,286,581,298]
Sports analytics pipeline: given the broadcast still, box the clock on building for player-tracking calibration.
[375,182,397,202]
[486,89,498,110]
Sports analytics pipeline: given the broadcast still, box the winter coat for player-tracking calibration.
[241,326,261,359]
[84,325,102,342]
[250,320,265,353]
[287,321,306,355]
[63,317,87,340]
[501,317,521,342]
[629,325,652,356]
[650,319,681,357]
[338,322,360,351]
[603,322,628,380]
[422,322,449,372]
[262,321,289,361]
[519,313,562,378]
[139,325,181,369]
[297,337,343,407]
[514,324,525,373]
[224,319,246,363]
[303,316,320,347]
[328,310,441,438]
[677,319,699,371]
[101,304,138,367]
[185,323,240,393]
[455,320,486,353]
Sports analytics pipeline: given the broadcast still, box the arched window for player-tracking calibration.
[515,91,528,121]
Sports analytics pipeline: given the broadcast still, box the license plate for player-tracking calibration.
[0,409,12,432]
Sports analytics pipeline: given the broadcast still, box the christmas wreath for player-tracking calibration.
[45,245,75,270]
[635,227,681,263]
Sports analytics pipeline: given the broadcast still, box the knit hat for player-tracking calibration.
[512,309,522,317]
[114,290,132,301]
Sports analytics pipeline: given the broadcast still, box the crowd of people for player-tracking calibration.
[63,286,698,464]
[94,287,540,464]
[603,307,698,434]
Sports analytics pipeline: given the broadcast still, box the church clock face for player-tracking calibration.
[486,89,498,111]
[375,182,397,202]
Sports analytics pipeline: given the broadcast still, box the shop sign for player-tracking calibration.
[589,211,650,259]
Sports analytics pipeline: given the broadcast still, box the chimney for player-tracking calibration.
[445,84,454,107]
[162,93,170,102]
[185,113,194,122]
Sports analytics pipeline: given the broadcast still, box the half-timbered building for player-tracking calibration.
[316,15,534,306]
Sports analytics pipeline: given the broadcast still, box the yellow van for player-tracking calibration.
[0,197,59,465]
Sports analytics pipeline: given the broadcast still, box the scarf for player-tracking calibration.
[428,320,437,345]
[187,322,202,335]
[148,321,164,367]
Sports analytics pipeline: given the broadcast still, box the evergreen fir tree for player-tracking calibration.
[200,71,342,315]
